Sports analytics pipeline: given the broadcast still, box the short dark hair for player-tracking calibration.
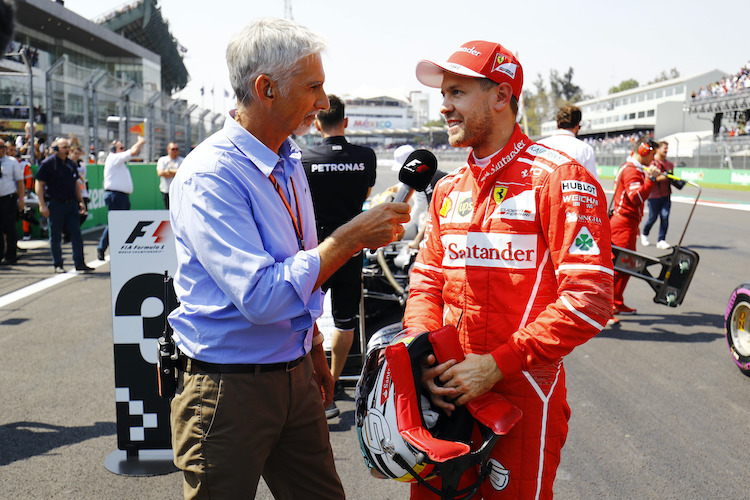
[556,105,582,130]
[315,94,344,129]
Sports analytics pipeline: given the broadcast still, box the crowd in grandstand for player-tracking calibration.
[2,42,39,66]
[582,133,646,153]
[692,61,750,99]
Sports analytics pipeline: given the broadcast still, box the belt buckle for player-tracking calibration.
[285,356,302,372]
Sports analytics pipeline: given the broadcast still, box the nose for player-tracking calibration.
[316,88,329,111]
[440,96,453,116]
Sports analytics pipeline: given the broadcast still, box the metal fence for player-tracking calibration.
[3,54,224,162]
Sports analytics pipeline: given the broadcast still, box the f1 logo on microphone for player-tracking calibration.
[404,158,431,173]
[125,220,171,244]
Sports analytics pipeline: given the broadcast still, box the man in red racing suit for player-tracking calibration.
[610,138,664,315]
[404,40,614,499]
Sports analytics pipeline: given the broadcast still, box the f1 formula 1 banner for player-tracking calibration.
[108,210,177,452]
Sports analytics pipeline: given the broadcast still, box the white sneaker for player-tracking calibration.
[640,234,650,246]
[656,240,671,249]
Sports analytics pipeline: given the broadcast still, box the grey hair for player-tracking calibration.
[226,17,327,106]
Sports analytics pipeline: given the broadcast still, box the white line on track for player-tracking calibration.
[0,258,108,309]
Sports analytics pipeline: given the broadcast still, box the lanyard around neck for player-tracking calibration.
[268,173,304,250]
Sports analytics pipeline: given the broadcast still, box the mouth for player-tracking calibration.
[445,118,462,133]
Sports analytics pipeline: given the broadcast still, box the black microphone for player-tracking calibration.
[393,149,438,203]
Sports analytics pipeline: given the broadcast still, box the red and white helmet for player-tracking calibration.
[355,325,523,498]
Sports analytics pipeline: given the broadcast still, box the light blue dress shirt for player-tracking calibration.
[168,111,323,364]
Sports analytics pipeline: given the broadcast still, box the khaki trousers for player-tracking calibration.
[170,355,345,499]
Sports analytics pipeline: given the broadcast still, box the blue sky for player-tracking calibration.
[66,0,749,119]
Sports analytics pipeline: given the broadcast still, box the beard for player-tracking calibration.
[446,102,493,150]
[293,114,316,136]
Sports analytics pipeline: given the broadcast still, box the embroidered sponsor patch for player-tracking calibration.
[569,227,600,255]
[562,193,599,208]
[439,197,453,218]
[439,191,473,223]
[442,233,537,269]
[493,185,509,205]
[489,189,536,221]
[561,180,598,197]
[565,211,603,226]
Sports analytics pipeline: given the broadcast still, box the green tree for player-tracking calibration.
[648,68,680,84]
[550,67,584,103]
[608,79,639,94]
[521,73,552,136]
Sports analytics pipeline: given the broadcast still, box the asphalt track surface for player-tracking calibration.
[1,170,749,499]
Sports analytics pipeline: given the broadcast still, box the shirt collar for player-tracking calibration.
[553,129,576,138]
[224,109,302,178]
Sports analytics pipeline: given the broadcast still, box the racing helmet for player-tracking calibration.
[355,325,523,498]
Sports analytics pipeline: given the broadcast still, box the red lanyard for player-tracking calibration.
[269,173,304,250]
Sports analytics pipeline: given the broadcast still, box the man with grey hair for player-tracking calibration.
[168,18,410,499]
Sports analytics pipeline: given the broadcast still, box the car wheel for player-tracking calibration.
[726,284,750,376]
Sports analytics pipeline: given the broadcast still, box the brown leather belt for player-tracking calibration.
[179,353,306,375]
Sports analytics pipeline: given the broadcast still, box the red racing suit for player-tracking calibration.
[610,159,655,306]
[404,125,613,499]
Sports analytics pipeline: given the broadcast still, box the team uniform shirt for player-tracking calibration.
[611,157,655,222]
[404,125,613,499]
[302,136,376,238]
[156,154,184,194]
[103,150,134,193]
[648,157,674,199]
[538,129,598,181]
[0,155,24,196]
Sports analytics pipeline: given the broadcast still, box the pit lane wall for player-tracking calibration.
[21,162,748,238]
[597,165,750,186]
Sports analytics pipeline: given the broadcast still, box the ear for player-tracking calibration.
[343,117,349,129]
[492,82,513,112]
[254,75,275,107]
[314,118,323,132]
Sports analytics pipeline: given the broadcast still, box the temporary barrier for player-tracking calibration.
[104,210,178,476]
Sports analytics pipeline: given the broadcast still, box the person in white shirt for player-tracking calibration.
[96,135,145,260]
[538,105,599,182]
[0,138,25,265]
[156,142,183,209]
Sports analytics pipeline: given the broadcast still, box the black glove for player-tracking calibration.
[669,178,686,190]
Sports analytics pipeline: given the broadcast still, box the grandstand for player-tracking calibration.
[97,0,189,95]
[539,66,750,170]
[2,0,218,161]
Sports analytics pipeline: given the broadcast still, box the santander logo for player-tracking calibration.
[380,366,392,405]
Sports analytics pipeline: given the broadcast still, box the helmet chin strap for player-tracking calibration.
[392,423,501,500]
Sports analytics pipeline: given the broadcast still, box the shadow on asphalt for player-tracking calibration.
[599,311,725,342]
[0,421,115,466]
[328,410,355,433]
